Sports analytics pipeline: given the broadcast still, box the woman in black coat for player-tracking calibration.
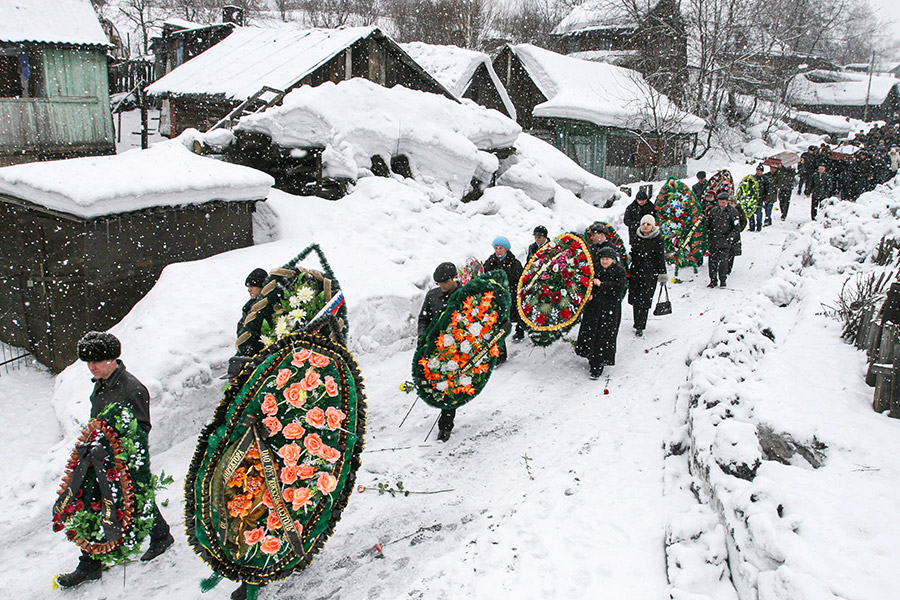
[628,215,667,336]
[575,245,627,380]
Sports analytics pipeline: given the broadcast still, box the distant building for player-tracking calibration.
[401,41,516,119]
[146,26,456,137]
[549,0,687,101]
[0,0,115,166]
[787,70,900,123]
[493,43,703,184]
[843,62,900,79]
[0,145,272,371]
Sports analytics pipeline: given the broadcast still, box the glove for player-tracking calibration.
[657,274,669,284]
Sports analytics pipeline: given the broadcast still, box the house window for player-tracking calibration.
[0,48,41,97]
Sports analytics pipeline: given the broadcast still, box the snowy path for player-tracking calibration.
[0,196,833,599]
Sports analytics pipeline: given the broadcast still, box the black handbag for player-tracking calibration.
[653,284,672,316]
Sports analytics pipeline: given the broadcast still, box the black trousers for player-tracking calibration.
[708,247,730,284]
[633,305,649,331]
[778,190,791,218]
[439,409,456,432]
[811,196,824,220]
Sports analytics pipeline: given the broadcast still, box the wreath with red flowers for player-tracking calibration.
[185,332,366,588]
[412,270,511,409]
[52,402,157,564]
[654,177,707,269]
[516,233,594,346]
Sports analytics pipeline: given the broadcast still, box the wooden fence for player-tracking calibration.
[856,285,900,418]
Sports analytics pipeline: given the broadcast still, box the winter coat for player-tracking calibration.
[484,250,523,324]
[628,228,666,310]
[890,149,900,172]
[754,173,771,204]
[575,252,627,367]
[527,240,548,263]
[623,200,657,242]
[417,285,454,340]
[800,150,817,174]
[809,170,833,200]
[773,166,795,193]
[706,204,740,250]
[236,296,265,357]
[90,361,152,433]
[691,180,708,202]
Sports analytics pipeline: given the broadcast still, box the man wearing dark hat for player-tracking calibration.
[57,332,173,588]
[705,192,740,288]
[235,268,268,357]
[809,164,833,221]
[691,171,708,203]
[798,145,818,195]
[417,262,460,442]
[527,225,550,262]
[623,189,656,243]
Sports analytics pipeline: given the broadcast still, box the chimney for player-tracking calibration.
[223,5,244,26]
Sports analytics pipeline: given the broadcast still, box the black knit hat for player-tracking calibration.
[635,189,649,201]
[533,225,548,237]
[696,171,706,179]
[245,268,267,288]
[598,246,618,260]
[717,191,730,200]
[433,262,457,282]
[77,331,121,362]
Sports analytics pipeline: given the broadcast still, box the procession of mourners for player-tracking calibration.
[49,121,900,599]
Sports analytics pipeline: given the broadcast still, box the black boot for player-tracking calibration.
[57,555,101,588]
[141,532,174,562]
[232,582,266,600]
[589,365,604,380]
[437,429,452,442]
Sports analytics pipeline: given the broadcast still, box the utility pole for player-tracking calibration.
[863,51,875,122]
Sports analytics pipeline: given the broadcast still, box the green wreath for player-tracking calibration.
[412,270,511,410]
[654,178,707,271]
[186,332,366,591]
[237,244,349,356]
[737,175,760,217]
[52,402,157,564]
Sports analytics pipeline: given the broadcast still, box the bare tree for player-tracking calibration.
[299,0,376,28]
[494,0,571,48]
[118,0,160,54]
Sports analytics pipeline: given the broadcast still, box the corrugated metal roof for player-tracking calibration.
[146,26,380,101]
[0,0,109,46]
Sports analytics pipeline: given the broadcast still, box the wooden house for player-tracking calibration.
[0,144,272,371]
[146,26,456,137]
[0,0,115,166]
[493,43,703,185]
[400,41,516,119]
[787,70,900,123]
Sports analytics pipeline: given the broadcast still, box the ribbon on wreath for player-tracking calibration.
[53,444,122,543]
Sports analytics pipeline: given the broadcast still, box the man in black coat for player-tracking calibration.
[417,262,460,442]
[706,192,740,288]
[484,236,524,344]
[57,332,174,588]
[809,164,833,221]
[692,171,708,202]
[575,245,627,379]
[235,267,268,357]
[798,146,818,195]
[772,163,796,220]
[623,189,656,243]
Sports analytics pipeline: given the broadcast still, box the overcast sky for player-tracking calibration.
[869,0,900,39]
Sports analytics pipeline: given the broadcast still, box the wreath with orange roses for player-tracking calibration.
[516,232,594,347]
[412,270,511,409]
[185,331,365,590]
[52,402,157,564]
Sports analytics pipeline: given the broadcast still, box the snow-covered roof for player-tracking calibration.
[552,0,660,35]
[234,78,520,198]
[511,44,704,134]
[787,70,900,107]
[787,110,865,136]
[0,0,110,47]
[147,26,397,101]
[568,50,638,66]
[401,41,516,119]
[0,143,273,219]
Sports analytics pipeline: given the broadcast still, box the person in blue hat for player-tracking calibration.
[483,236,524,352]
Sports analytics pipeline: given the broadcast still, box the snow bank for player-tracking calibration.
[235,78,521,198]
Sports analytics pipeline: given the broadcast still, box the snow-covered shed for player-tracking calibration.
[226,78,520,200]
[493,43,703,184]
[400,41,516,119]
[0,144,273,371]
[146,26,456,137]
[0,0,115,166]
[786,70,900,123]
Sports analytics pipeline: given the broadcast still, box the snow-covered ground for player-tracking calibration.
[2,109,900,600]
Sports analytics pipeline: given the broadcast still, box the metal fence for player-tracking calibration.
[0,341,31,376]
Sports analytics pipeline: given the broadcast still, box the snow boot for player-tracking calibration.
[232,582,266,600]
[57,556,101,588]
[589,366,604,380]
[635,328,643,337]
[141,532,174,562]
[437,429,452,442]
[707,281,717,288]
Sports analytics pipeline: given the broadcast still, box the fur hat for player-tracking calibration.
[492,236,511,251]
[77,331,121,362]
[598,246,618,260]
[245,268,267,288]
[433,262,457,283]
[640,214,656,227]
[635,189,649,201]
[717,191,730,200]
[588,222,607,235]
[533,225,548,237]
[696,171,706,179]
